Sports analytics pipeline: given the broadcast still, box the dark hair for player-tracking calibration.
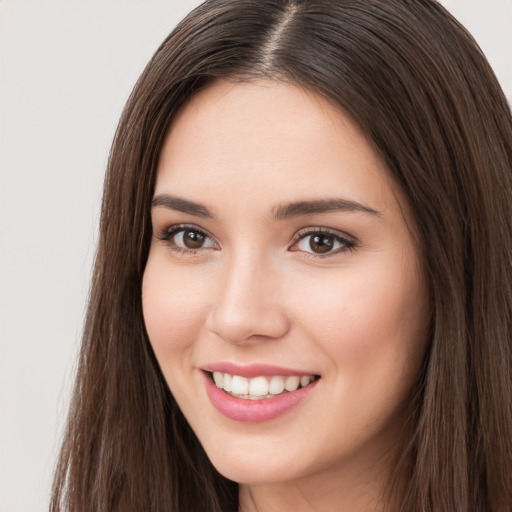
[51,1,512,511]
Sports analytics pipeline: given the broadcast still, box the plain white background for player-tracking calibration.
[0,1,510,511]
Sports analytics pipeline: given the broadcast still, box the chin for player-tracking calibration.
[212,459,296,485]
[203,440,306,485]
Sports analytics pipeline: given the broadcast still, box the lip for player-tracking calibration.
[202,370,320,423]
[202,362,317,378]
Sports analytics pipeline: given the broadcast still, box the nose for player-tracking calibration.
[206,250,290,344]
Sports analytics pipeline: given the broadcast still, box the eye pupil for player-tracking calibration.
[183,230,205,249]
[310,234,334,253]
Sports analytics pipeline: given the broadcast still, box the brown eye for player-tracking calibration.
[162,226,216,252]
[309,234,334,254]
[293,229,355,256]
[182,230,206,249]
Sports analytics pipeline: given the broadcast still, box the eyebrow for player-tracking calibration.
[273,198,382,220]
[151,194,381,220]
[152,194,214,218]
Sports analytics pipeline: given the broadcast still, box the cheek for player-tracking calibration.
[293,261,428,377]
[295,264,428,442]
[141,253,208,361]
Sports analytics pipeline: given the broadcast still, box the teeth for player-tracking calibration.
[300,375,311,387]
[284,376,300,392]
[211,372,315,400]
[248,376,269,396]
[231,375,249,395]
[213,372,224,388]
[268,375,285,395]
[223,373,232,392]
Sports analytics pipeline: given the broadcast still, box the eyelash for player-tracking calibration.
[291,228,356,258]
[155,224,356,258]
[155,224,217,256]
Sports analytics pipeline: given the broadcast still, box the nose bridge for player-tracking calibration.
[208,245,289,343]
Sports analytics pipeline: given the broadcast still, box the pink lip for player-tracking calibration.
[202,371,319,423]
[202,362,317,378]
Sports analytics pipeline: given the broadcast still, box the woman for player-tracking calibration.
[51,1,512,511]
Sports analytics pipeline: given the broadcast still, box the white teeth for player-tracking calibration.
[213,372,224,388]
[211,371,316,400]
[223,373,232,392]
[248,376,269,397]
[300,375,311,387]
[231,375,249,395]
[268,375,285,395]
[284,376,300,392]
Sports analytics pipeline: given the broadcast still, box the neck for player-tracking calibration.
[238,452,399,512]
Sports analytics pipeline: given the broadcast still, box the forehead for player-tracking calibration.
[155,80,399,217]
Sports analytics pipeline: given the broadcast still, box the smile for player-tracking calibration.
[203,369,321,422]
[212,372,317,400]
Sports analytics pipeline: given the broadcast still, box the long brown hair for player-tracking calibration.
[51,1,512,511]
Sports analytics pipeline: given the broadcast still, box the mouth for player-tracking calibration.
[208,371,320,400]
[201,363,321,421]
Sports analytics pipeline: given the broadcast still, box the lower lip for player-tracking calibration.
[203,372,319,422]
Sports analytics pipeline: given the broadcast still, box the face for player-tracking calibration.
[142,80,429,489]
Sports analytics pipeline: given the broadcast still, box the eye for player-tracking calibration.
[291,229,355,256]
[157,225,217,253]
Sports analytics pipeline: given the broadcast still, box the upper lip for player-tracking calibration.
[201,362,319,378]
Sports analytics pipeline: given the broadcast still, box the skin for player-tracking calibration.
[142,80,430,511]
